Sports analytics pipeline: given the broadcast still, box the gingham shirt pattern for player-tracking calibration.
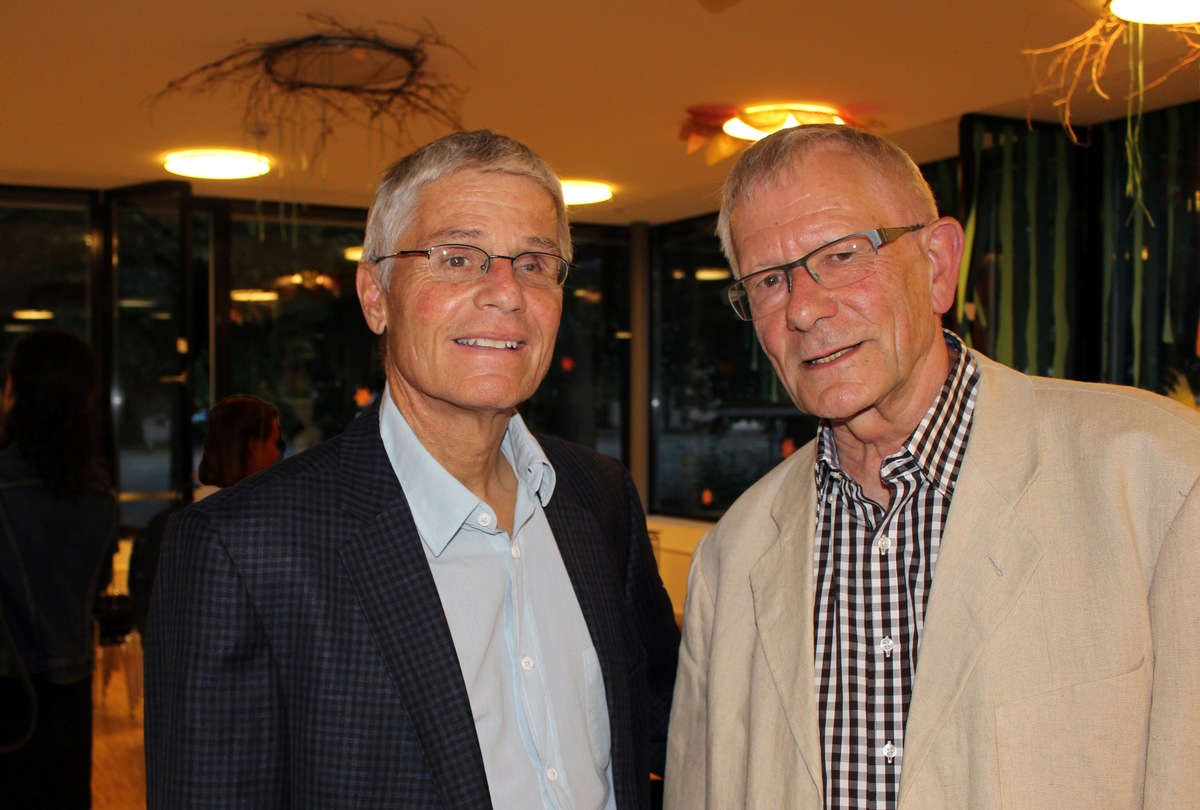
[813,332,979,810]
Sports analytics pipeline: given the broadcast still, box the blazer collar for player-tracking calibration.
[541,461,640,801]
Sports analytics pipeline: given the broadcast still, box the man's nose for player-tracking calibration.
[783,269,837,330]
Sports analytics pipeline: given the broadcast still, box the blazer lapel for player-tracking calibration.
[899,354,1045,800]
[749,451,825,796]
[334,407,491,809]
[542,490,637,787]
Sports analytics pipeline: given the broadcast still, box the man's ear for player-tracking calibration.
[356,263,388,335]
[922,216,964,317]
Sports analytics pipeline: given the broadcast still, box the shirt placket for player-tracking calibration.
[874,476,915,807]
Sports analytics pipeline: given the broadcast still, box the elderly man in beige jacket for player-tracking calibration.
[665,124,1200,809]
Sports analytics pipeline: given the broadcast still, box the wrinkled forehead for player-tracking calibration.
[407,168,568,249]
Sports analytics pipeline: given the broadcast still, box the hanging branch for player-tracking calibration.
[1026,13,1200,144]
[1025,15,1127,143]
[150,14,467,172]
[1026,13,1200,226]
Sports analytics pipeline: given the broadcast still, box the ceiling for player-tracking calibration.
[6,0,1200,226]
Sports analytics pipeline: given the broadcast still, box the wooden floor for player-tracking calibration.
[92,635,146,809]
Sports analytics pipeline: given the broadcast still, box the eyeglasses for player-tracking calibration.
[369,244,571,289]
[724,225,923,321]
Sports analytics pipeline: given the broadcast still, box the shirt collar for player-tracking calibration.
[816,330,979,498]
[378,385,556,557]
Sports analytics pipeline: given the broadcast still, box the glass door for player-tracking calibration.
[103,181,194,531]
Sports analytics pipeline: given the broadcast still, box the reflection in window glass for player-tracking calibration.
[0,192,93,365]
[226,213,381,456]
[110,187,192,529]
[651,215,818,521]
[521,224,631,463]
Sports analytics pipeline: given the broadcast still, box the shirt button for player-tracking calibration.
[510,545,521,559]
[520,656,534,671]
[879,636,895,655]
[546,767,559,782]
[878,535,892,553]
[882,741,898,760]
[476,513,492,527]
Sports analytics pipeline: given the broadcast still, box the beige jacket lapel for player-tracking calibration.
[899,353,1045,802]
[748,450,825,797]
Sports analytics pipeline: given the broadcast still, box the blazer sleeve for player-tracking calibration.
[144,506,286,809]
[617,465,681,777]
[663,529,716,809]
[1145,475,1200,806]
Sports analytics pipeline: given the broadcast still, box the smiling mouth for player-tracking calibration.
[456,338,523,350]
[807,344,857,365]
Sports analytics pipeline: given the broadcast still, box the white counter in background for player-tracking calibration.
[646,516,714,625]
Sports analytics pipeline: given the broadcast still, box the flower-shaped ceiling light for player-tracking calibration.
[681,103,853,165]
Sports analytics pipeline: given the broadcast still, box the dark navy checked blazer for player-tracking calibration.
[144,401,680,809]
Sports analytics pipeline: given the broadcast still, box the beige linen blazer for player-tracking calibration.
[665,351,1200,809]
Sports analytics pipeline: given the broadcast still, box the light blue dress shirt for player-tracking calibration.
[379,388,615,810]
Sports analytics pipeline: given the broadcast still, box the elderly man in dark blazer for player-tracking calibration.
[145,130,680,809]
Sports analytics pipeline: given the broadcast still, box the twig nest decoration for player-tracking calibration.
[263,35,425,93]
[152,14,465,179]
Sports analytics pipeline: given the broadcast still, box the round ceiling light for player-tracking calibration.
[164,149,271,180]
[722,103,846,142]
[561,180,614,206]
[1109,0,1200,23]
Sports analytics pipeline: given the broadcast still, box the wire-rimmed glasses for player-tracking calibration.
[370,244,571,289]
[724,225,923,321]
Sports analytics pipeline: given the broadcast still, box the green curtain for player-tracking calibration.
[956,105,1200,393]
[955,115,1079,378]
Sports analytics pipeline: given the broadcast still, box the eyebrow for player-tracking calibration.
[429,227,560,253]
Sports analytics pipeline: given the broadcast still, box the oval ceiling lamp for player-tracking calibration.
[560,180,614,206]
[722,103,847,142]
[164,149,272,180]
[11,309,54,320]
[1109,0,1200,23]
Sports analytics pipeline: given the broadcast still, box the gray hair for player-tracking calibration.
[362,129,571,288]
[716,124,938,272]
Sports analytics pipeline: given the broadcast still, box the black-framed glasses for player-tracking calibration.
[370,243,571,289]
[724,225,924,321]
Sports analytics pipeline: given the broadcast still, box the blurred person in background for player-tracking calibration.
[129,394,282,634]
[0,328,119,809]
[194,394,284,499]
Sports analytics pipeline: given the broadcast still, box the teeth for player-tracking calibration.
[809,346,852,365]
[456,338,521,349]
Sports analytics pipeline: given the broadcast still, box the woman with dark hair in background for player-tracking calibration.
[195,394,283,497]
[0,328,119,809]
[128,394,281,633]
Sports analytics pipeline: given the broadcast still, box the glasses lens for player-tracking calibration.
[807,235,879,288]
[428,245,489,281]
[727,282,753,321]
[729,268,790,321]
[513,253,569,288]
